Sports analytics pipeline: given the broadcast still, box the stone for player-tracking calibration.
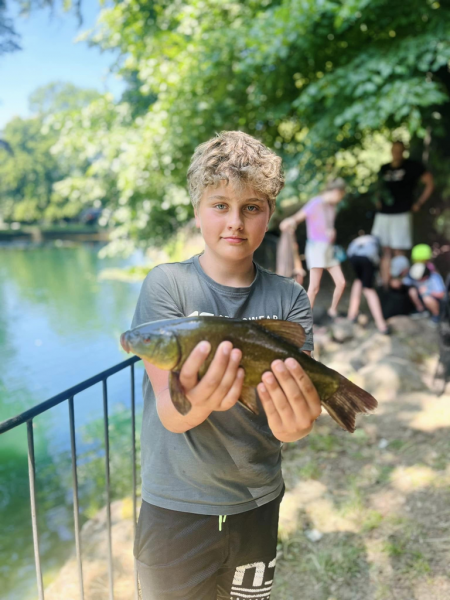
[358,357,425,400]
[330,320,355,343]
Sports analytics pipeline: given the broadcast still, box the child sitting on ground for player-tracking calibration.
[411,243,435,272]
[405,262,446,324]
[378,255,414,319]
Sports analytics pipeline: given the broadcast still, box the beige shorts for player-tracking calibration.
[371,212,412,250]
[305,241,339,269]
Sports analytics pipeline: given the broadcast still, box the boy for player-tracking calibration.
[411,243,436,272]
[378,255,414,319]
[279,179,347,318]
[405,262,446,324]
[346,232,389,334]
[132,131,321,599]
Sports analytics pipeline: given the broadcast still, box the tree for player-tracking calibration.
[0,115,66,222]
[56,0,448,250]
[5,1,450,249]
[29,82,100,116]
[0,0,20,56]
[0,83,101,223]
[0,0,84,57]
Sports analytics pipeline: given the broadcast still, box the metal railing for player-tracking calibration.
[0,355,142,600]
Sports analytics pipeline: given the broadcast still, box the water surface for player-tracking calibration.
[0,245,145,599]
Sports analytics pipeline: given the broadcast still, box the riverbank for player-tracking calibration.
[0,224,111,244]
[45,316,450,600]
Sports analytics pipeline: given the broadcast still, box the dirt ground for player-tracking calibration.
[273,318,450,600]
[46,318,450,600]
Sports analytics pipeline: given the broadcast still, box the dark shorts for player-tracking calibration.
[377,286,414,319]
[134,489,284,600]
[349,255,376,289]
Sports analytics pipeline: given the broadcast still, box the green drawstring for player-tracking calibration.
[218,515,227,531]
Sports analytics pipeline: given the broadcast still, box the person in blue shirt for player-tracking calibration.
[405,263,446,323]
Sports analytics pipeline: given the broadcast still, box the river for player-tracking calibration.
[0,244,146,599]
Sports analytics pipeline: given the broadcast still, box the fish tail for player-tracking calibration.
[321,375,377,433]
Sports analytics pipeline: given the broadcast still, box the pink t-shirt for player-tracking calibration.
[303,196,336,243]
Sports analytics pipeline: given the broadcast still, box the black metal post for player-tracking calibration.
[103,378,114,600]
[130,363,139,599]
[27,419,45,600]
[69,396,85,600]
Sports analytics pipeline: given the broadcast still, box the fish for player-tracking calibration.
[120,317,377,433]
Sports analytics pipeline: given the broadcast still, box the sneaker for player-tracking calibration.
[377,325,391,335]
[431,315,440,324]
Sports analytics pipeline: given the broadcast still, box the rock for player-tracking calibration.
[357,314,369,326]
[313,327,332,350]
[325,360,355,378]
[305,528,323,542]
[45,499,136,600]
[330,320,355,343]
[357,357,425,400]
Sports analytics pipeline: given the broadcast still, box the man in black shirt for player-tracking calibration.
[372,141,434,285]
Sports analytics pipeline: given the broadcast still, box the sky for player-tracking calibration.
[0,0,125,128]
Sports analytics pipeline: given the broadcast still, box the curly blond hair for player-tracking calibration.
[187,131,284,214]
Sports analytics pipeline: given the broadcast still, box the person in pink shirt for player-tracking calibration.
[280,178,346,318]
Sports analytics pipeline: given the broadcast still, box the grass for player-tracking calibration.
[383,535,431,576]
[272,396,450,600]
[361,510,384,532]
[298,459,322,480]
[307,539,365,580]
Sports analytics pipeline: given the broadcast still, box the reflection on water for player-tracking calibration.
[0,245,145,600]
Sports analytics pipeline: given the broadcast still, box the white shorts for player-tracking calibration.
[371,212,412,250]
[305,241,339,270]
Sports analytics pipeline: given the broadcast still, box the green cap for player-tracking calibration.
[411,244,432,263]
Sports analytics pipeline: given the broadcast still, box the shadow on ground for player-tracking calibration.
[273,317,450,600]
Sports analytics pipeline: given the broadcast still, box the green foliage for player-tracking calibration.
[0,116,64,222]
[29,81,100,116]
[78,404,142,517]
[3,0,450,248]
[61,0,450,251]
[0,1,81,57]
[0,83,102,223]
[0,0,20,55]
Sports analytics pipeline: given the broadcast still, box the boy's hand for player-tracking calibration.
[258,358,321,442]
[179,341,244,416]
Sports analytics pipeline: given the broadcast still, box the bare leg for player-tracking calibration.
[327,265,346,316]
[362,288,388,332]
[423,295,440,317]
[380,247,392,287]
[307,268,324,309]
[408,287,425,311]
[348,279,363,321]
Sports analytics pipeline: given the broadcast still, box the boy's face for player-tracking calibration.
[195,181,271,262]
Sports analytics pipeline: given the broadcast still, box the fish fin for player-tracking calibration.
[239,386,259,415]
[256,319,306,348]
[169,371,192,416]
[321,374,378,433]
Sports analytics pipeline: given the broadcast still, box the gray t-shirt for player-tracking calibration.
[132,254,313,515]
